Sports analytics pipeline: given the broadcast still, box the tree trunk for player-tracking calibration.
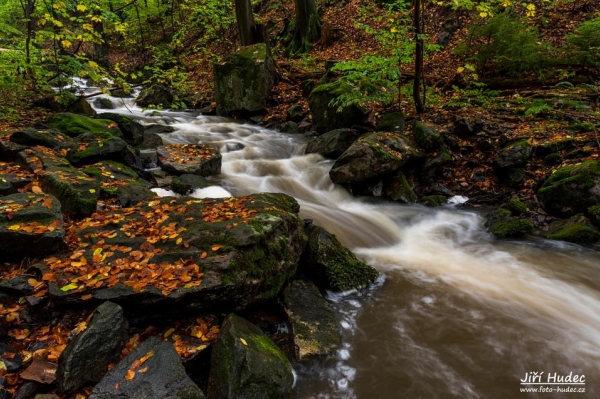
[19,0,36,79]
[290,0,321,54]
[93,20,110,69]
[234,0,257,46]
[412,0,425,114]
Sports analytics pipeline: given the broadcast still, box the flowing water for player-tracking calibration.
[83,85,600,398]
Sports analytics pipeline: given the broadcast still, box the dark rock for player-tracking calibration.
[214,43,276,115]
[502,167,525,188]
[427,183,454,197]
[281,280,341,361]
[453,118,482,138]
[57,302,127,393]
[0,139,29,161]
[0,274,38,295]
[0,167,32,196]
[297,120,312,134]
[287,105,304,122]
[39,167,100,219]
[589,205,600,223]
[68,98,96,116]
[145,124,175,135]
[93,98,115,110]
[308,78,368,132]
[493,140,532,169]
[420,195,447,207]
[40,194,306,314]
[157,144,221,176]
[89,336,204,399]
[485,208,533,238]
[305,129,360,159]
[110,89,133,98]
[96,113,145,146]
[329,132,423,184]
[279,121,298,134]
[413,122,444,151]
[383,172,417,203]
[16,146,71,172]
[0,343,22,372]
[12,381,41,399]
[301,79,315,98]
[136,84,174,108]
[116,185,156,207]
[301,224,379,292]
[172,174,212,195]
[10,129,72,149]
[48,113,122,138]
[534,138,575,157]
[538,161,600,217]
[376,112,405,132]
[544,153,562,165]
[63,131,128,166]
[0,193,64,257]
[545,215,600,245]
[82,161,151,201]
[207,314,292,399]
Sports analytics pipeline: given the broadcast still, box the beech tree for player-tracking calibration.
[290,0,321,54]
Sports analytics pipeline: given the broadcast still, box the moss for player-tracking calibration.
[486,208,533,238]
[249,333,290,368]
[547,215,600,244]
[589,205,600,221]
[48,113,121,138]
[501,199,528,216]
[421,195,446,207]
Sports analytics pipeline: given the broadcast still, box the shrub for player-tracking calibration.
[567,18,600,68]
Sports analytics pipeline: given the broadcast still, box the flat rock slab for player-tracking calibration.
[39,193,306,315]
[62,131,127,166]
[0,193,64,257]
[89,336,204,399]
[157,144,221,176]
[10,129,72,149]
[0,162,33,195]
[281,280,341,361]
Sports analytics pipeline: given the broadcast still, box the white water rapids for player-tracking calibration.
[83,85,600,398]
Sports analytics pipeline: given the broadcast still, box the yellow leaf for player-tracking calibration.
[60,283,78,292]
[8,224,20,231]
[89,189,96,193]
[390,27,398,33]
[61,40,72,48]
[93,248,103,256]
[457,67,465,73]
[76,4,87,12]
[240,338,247,346]
[176,237,183,245]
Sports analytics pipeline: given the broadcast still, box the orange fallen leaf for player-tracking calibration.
[125,370,135,381]
[200,252,207,259]
[211,245,222,251]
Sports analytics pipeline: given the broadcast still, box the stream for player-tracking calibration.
[82,83,600,398]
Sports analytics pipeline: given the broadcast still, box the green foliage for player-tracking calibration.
[567,18,600,68]
[456,13,552,76]
[524,101,552,116]
[446,84,498,108]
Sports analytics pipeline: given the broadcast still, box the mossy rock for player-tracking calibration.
[534,138,576,157]
[64,131,128,166]
[376,112,405,132]
[383,172,417,203]
[92,97,115,110]
[10,128,72,149]
[207,314,293,399]
[48,113,122,138]
[538,161,600,217]
[171,174,212,195]
[308,78,368,132]
[300,224,379,291]
[413,121,443,151]
[493,139,532,170]
[546,215,600,245]
[40,168,100,219]
[16,146,72,172]
[304,128,360,159]
[281,279,341,362]
[420,195,446,207]
[96,113,145,146]
[82,161,151,202]
[0,193,64,257]
[588,205,600,224]
[485,208,533,238]
[500,199,528,216]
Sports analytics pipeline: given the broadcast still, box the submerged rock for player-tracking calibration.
[538,161,600,217]
[57,302,127,393]
[89,336,204,399]
[207,314,293,399]
[300,224,379,291]
[157,144,222,176]
[281,280,341,361]
[0,193,64,257]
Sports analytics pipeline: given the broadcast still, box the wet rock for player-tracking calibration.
[287,104,304,122]
[157,144,221,176]
[110,89,133,98]
[0,193,64,257]
[214,43,276,115]
[301,224,379,292]
[413,121,443,151]
[207,314,292,399]
[93,98,115,110]
[281,280,341,361]
[39,168,100,219]
[57,302,127,393]
[41,193,306,314]
[136,84,174,108]
[329,132,423,184]
[10,129,72,149]
[545,215,600,245]
[376,112,405,132]
[383,172,417,203]
[485,201,533,238]
[502,167,525,188]
[493,139,532,170]
[0,165,32,195]
[308,78,368,132]
[48,113,122,138]
[0,343,22,372]
[171,174,212,195]
[420,195,447,207]
[304,128,360,159]
[12,381,41,399]
[538,161,600,217]
[81,161,151,202]
[297,120,312,134]
[68,98,97,117]
[279,121,298,134]
[116,185,156,207]
[97,113,145,146]
[63,131,128,166]
[89,336,204,399]
[144,124,175,135]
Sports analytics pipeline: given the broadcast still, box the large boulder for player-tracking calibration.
[545,214,600,245]
[329,132,423,184]
[412,122,443,151]
[96,113,145,147]
[281,280,341,362]
[485,200,533,238]
[214,43,276,115]
[538,161,600,217]
[89,336,204,399]
[376,112,405,132]
[57,302,127,393]
[63,131,128,166]
[40,193,306,314]
[207,314,293,399]
[157,144,221,176]
[48,113,122,138]
[135,84,174,108]
[300,224,379,291]
[493,139,532,170]
[9,128,72,149]
[383,172,417,203]
[0,193,64,257]
[304,128,360,159]
[308,79,368,133]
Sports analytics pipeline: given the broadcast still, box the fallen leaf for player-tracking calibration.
[125,370,135,381]
[240,338,248,346]
[20,358,57,384]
